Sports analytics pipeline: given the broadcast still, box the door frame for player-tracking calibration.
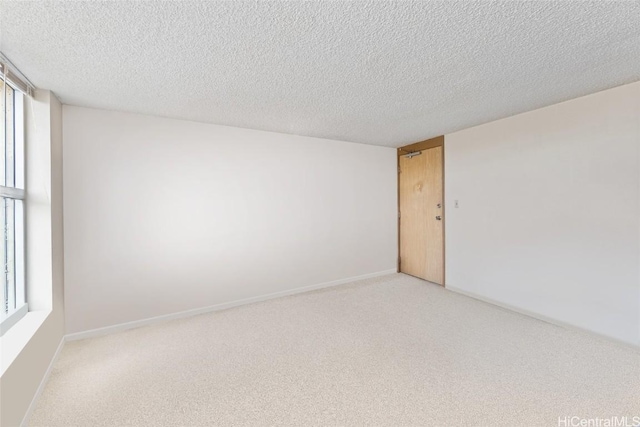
[397,135,445,285]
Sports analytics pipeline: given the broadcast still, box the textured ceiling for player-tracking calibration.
[1,1,639,147]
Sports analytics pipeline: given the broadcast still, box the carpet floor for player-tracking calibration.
[29,273,640,426]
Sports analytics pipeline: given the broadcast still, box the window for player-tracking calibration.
[0,72,26,335]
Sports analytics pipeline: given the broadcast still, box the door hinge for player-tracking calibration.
[398,166,401,174]
[398,211,401,219]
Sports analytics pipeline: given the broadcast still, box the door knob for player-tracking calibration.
[435,216,442,220]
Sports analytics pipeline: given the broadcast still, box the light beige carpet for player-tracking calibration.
[29,274,640,426]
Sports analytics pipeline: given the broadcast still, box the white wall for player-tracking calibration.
[63,106,397,334]
[445,81,640,346]
[0,90,65,427]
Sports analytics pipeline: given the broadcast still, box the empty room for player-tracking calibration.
[1,1,639,426]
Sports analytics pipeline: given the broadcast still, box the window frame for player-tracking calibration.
[0,76,27,336]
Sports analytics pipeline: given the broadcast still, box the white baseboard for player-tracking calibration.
[20,337,65,427]
[446,285,640,351]
[66,269,398,342]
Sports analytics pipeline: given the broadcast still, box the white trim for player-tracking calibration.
[66,269,397,341]
[0,303,28,336]
[20,337,65,427]
[446,285,640,351]
[0,186,25,200]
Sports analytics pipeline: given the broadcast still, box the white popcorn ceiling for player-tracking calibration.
[1,1,639,147]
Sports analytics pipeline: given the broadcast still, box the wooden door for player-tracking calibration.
[399,146,444,284]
